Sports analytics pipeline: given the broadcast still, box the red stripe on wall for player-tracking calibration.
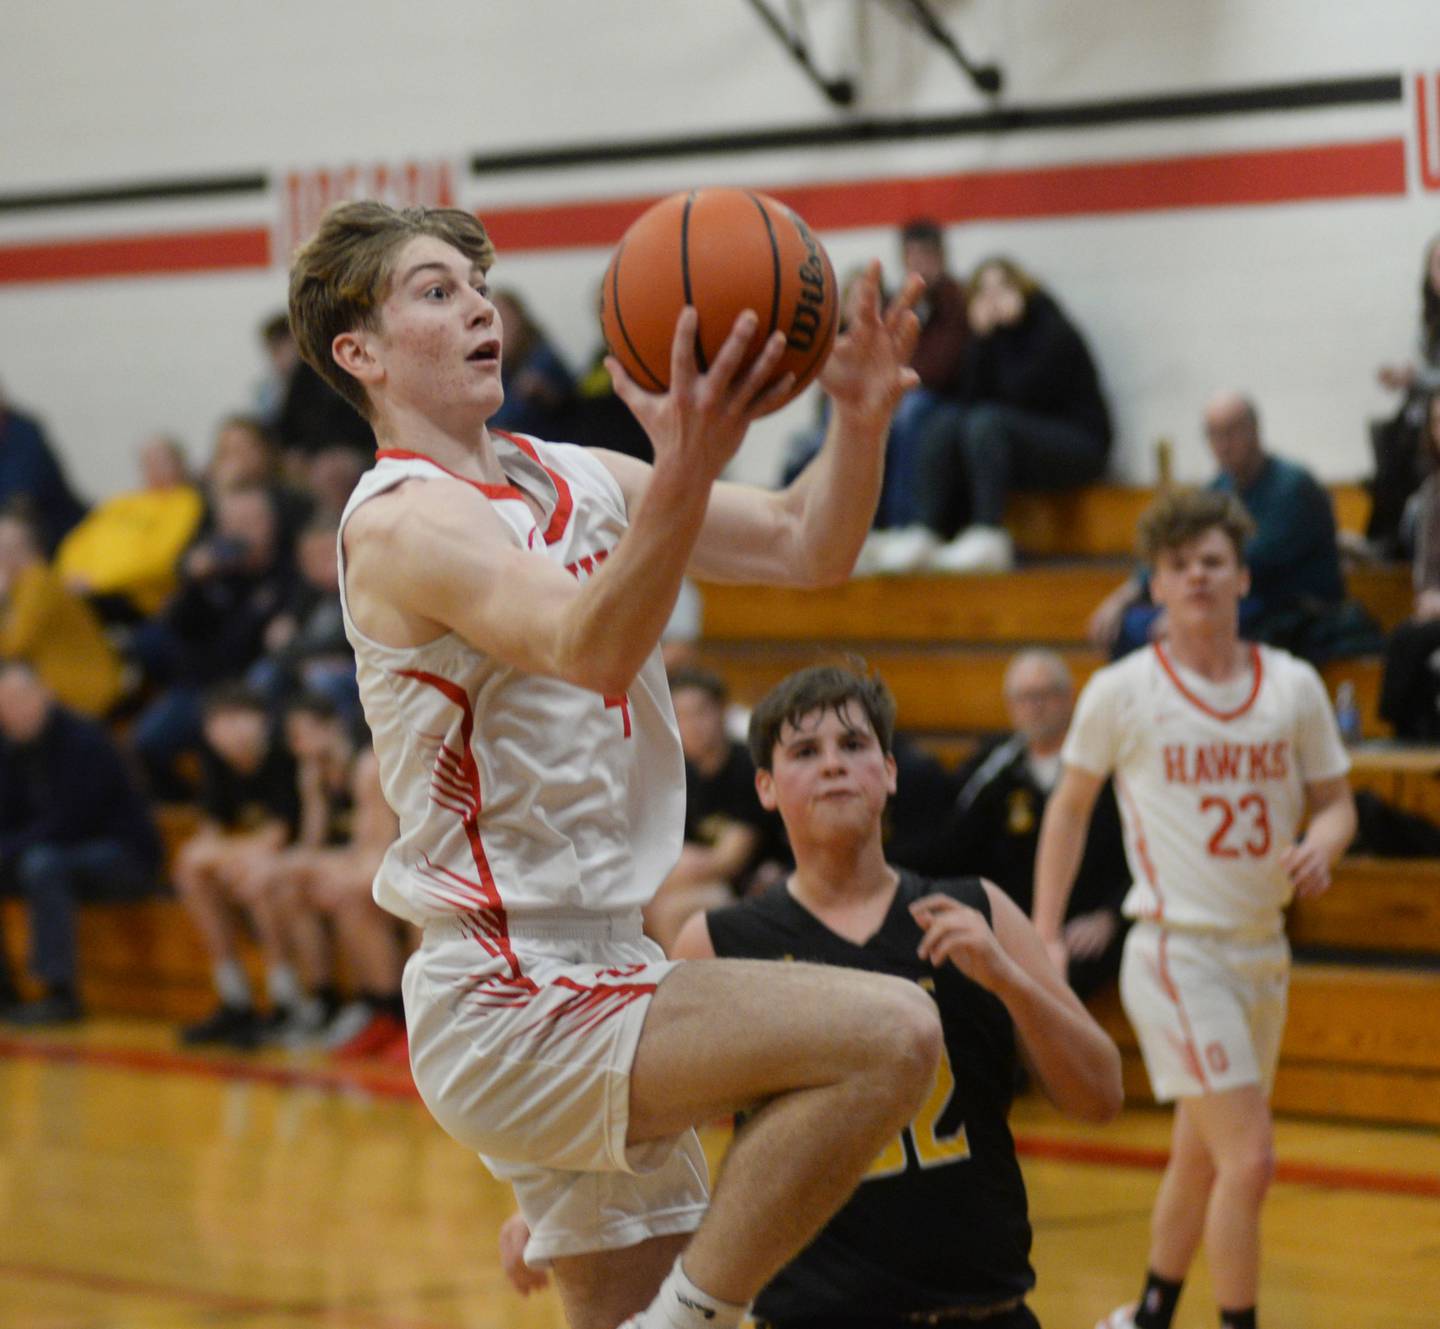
[482,137,1407,251]
[0,226,270,285]
[0,137,1407,284]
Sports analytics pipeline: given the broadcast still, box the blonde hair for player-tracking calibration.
[969,255,1041,304]
[287,201,495,418]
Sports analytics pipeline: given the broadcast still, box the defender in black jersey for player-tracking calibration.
[500,664,1122,1327]
[705,870,1034,1326]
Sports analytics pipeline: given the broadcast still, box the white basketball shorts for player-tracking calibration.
[1119,920,1290,1102]
[403,910,709,1265]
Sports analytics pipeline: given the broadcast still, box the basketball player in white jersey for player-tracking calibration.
[288,201,937,1329]
[1032,489,1356,1329]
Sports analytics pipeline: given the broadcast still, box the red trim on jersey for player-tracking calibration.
[1154,642,1264,722]
[1156,932,1211,1093]
[376,438,573,545]
[494,431,574,545]
[375,448,522,502]
[394,668,533,989]
[1114,773,1165,922]
[521,973,658,1040]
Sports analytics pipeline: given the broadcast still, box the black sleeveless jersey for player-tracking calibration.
[706,871,1034,1325]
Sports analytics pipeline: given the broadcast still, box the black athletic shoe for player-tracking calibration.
[180,1003,262,1050]
[3,992,85,1027]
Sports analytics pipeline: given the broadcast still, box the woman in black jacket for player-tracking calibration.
[874,257,1111,574]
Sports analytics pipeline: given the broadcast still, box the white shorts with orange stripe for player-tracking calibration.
[403,910,709,1265]
[1119,920,1290,1102]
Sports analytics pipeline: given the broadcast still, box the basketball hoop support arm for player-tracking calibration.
[902,0,1004,96]
[742,0,856,107]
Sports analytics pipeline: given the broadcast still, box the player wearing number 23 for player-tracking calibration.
[1033,487,1355,1329]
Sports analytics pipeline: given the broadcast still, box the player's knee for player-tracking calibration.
[873,981,943,1106]
[1222,1139,1275,1202]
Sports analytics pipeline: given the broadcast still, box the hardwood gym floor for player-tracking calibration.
[1,1018,1437,1329]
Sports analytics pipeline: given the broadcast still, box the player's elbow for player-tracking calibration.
[557,639,643,697]
[575,660,640,697]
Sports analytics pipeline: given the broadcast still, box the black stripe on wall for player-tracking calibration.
[470,73,1404,175]
[0,173,269,216]
[0,73,1404,217]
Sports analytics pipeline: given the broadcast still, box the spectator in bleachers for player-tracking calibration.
[247,511,357,721]
[1369,238,1440,555]
[878,731,962,871]
[54,434,204,621]
[131,484,296,797]
[1377,234,1440,400]
[277,695,406,1058]
[0,507,124,717]
[555,281,654,460]
[873,255,1110,574]
[1380,392,1440,738]
[258,312,375,465]
[1088,392,1372,663]
[0,387,87,553]
[0,663,159,1025]
[792,225,969,544]
[306,444,367,514]
[204,415,312,553]
[174,686,309,1049]
[921,650,1128,998]
[488,288,576,441]
[645,667,788,951]
[875,219,971,532]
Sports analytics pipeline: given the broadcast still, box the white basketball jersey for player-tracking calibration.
[1063,642,1349,932]
[337,432,686,932]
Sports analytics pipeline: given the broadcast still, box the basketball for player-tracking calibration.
[600,188,839,414]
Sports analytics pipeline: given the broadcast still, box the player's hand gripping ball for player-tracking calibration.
[600,187,839,415]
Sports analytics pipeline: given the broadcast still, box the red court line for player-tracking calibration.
[0,1258,459,1329]
[1015,1134,1440,1199]
[0,225,269,285]
[0,137,1407,284]
[482,137,1407,251]
[4,1034,1437,1199]
[0,1034,417,1100]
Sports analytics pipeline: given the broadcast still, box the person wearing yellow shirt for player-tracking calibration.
[55,435,204,618]
[0,508,123,717]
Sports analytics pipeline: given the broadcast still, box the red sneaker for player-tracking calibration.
[377,1026,411,1067]
[331,1011,407,1061]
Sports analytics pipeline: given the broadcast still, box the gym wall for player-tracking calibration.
[3,0,1438,496]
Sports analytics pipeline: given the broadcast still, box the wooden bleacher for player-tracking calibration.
[5,482,1437,1127]
[693,482,1440,1128]
[697,592,1394,737]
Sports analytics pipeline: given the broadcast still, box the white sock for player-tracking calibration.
[637,1257,747,1329]
[266,963,302,1009]
[214,959,251,1008]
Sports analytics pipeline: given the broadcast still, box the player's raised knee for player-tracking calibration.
[868,976,944,1110]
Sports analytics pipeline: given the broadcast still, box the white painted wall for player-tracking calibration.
[2,0,1438,499]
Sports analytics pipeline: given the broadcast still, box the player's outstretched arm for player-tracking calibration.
[348,310,791,695]
[1031,764,1105,974]
[596,264,922,589]
[1280,775,1356,900]
[911,886,1123,1122]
